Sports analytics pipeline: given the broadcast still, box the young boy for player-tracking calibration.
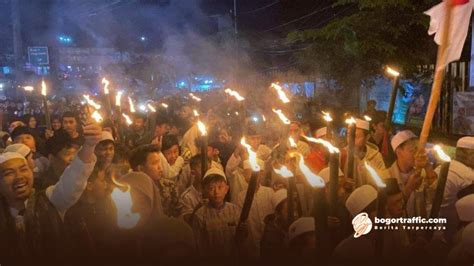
[191,167,244,258]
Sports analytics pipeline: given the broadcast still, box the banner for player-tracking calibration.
[453,92,474,135]
[405,80,432,127]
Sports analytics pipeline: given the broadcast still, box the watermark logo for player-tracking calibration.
[352,212,372,238]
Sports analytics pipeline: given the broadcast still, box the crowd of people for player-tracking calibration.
[0,90,472,265]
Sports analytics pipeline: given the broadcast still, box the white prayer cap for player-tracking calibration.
[456,194,474,222]
[5,144,31,158]
[355,119,370,131]
[0,152,26,165]
[391,130,417,151]
[315,127,327,138]
[271,189,287,212]
[462,222,474,256]
[318,167,344,184]
[203,167,226,181]
[99,131,114,143]
[288,217,315,243]
[243,159,265,171]
[456,137,474,149]
[345,185,377,217]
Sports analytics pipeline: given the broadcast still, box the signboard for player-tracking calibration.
[452,92,474,135]
[28,47,49,66]
[404,80,432,127]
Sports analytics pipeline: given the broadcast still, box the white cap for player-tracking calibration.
[355,119,370,131]
[243,159,265,171]
[288,217,315,243]
[318,167,344,184]
[203,167,226,181]
[315,127,327,138]
[456,194,474,222]
[271,189,287,212]
[0,152,27,165]
[99,131,114,143]
[345,185,378,216]
[5,144,31,158]
[391,130,417,151]
[462,222,474,256]
[457,137,474,149]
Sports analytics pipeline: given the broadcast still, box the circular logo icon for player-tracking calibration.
[352,212,372,238]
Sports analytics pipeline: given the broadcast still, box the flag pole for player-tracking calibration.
[419,1,454,149]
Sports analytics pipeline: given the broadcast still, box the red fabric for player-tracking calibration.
[452,0,469,5]
[380,131,390,158]
[305,149,328,173]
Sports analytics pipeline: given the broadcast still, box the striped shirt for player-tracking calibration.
[180,185,202,217]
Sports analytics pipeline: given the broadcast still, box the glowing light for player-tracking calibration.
[364,115,372,122]
[147,104,156,113]
[241,138,260,172]
[272,109,291,125]
[433,145,451,162]
[115,91,123,107]
[364,162,387,188]
[224,88,245,101]
[262,115,266,122]
[322,111,333,122]
[24,86,34,92]
[289,137,297,148]
[193,110,199,117]
[197,120,207,136]
[83,94,102,110]
[122,114,133,126]
[271,83,290,104]
[41,80,47,96]
[102,78,110,95]
[91,110,103,123]
[273,165,294,178]
[189,93,202,102]
[302,136,340,154]
[111,178,140,229]
[161,103,169,108]
[128,97,136,113]
[386,66,400,77]
[293,153,325,188]
[345,117,356,125]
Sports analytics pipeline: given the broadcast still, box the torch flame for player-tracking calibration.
[161,103,169,108]
[262,115,266,122]
[289,137,297,148]
[41,80,47,96]
[110,177,140,229]
[364,162,387,188]
[128,97,136,113]
[91,110,103,123]
[270,83,290,104]
[386,66,400,77]
[83,94,102,110]
[197,120,207,136]
[272,109,290,125]
[147,104,156,113]
[433,145,451,162]
[322,111,333,122]
[273,165,294,178]
[24,86,34,92]
[115,91,123,107]
[293,153,325,188]
[345,117,356,125]
[364,115,372,122]
[241,138,260,172]
[122,114,133,126]
[102,78,110,95]
[224,88,245,101]
[189,93,202,102]
[193,109,199,117]
[302,135,340,154]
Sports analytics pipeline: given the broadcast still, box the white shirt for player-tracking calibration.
[159,152,185,182]
[180,185,202,216]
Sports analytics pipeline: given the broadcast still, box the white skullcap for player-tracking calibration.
[457,137,474,149]
[271,189,287,212]
[391,130,417,151]
[318,167,344,184]
[289,217,315,243]
[462,222,474,256]
[456,194,474,222]
[5,144,31,158]
[0,152,27,165]
[243,159,265,171]
[355,119,370,131]
[99,131,114,143]
[203,167,226,181]
[345,185,378,216]
[315,127,327,138]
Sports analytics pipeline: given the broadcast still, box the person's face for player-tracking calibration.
[52,119,62,130]
[52,147,78,173]
[163,145,179,166]
[179,106,192,119]
[155,123,170,137]
[95,142,115,165]
[373,122,385,136]
[28,117,37,128]
[353,129,368,150]
[134,118,145,131]
[169,126,179,136]
[205,180,229,206]
[14,134,36,152]
[63,117,78,135]
[9,121,24,133]
[190,163,202,183]
[395,139,417,168]
[140,152,163,181]
[0,158,34,205]
[218,129,230,143]
[87,170,108,200]
[207,147,219,159]
[368,102,376,110]
[387,193,404,218]
[247,135,261,150]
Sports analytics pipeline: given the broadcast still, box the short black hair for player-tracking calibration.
[156,116,170,126]
[161,134,179,152]
[189,155,202,169]
[62,111,79,122]
[128,144,160,171]
[11,126,34,141]
[133,113,147,121]
[202,174,227,188]
[46,130,75,156]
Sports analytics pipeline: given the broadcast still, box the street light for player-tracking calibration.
[385,66,401,130]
